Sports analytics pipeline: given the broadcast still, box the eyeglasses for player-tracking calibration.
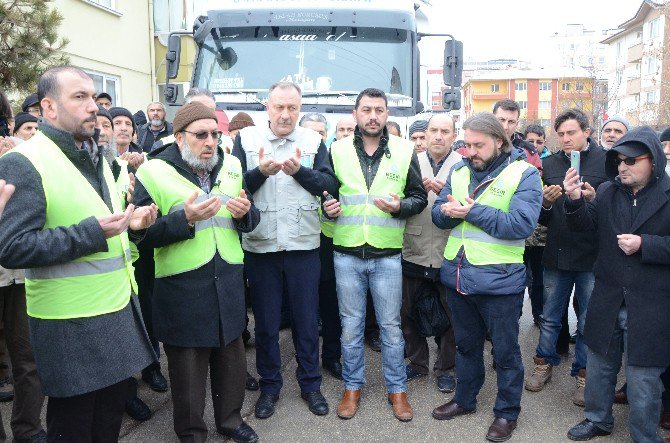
[613,155,650,166]
[183,130,221,140]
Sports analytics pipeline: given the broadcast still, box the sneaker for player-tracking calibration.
[405,365,427,382]
[0,377,13,402]
[436,374,456,393]
[573,369,586,407]
[524,356,552,392]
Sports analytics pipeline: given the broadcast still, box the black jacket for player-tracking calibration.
[539,138,607,271]
[565,127,670,367]
[330,126,428,258]
[132,143,260,347]
[136,122,173,153]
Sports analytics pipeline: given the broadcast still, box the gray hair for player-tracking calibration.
[462,112,512,153]
[269,81,302,96]
[299,112,326,126]
[185,87,215,104]
[146,101,166,113]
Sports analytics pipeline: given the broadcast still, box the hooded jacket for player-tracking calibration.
[432,147,543,295]
[564,126,670,367]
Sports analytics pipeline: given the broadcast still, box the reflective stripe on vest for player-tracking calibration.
[443,160,531,265]
[135,154,244,277]
[330,136,412,249]
[13,132,136,319]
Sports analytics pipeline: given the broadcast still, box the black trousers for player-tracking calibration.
[164,338,246,443]
[46,379,128,443]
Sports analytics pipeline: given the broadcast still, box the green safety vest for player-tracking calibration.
[135,154,244,277]
[114,158,139,263]
[319,206,335,238]
[443,159,532,265]
[13,132,137,319]
[331,137,412,249]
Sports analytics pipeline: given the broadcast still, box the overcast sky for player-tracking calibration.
[420,0,642,66]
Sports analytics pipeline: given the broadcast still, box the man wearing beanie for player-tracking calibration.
[12,112,38,141]
[599,116,630,150]
[133,102,261,443]
[408,119,428,153]
[21,93,41,117]
[565,127,670,442]
[228,112,255,140]
[660,126,670,152]
[109,107,144,169]
[231,82,338,420]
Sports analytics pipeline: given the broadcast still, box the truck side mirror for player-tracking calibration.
[443,87,461,111]
[443,39,463,88]
[166,34,182,80]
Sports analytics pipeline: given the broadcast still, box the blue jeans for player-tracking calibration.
[584,307,665,443]
[445,287,525,421]
[334,252,406,393]
[536,269,594,375]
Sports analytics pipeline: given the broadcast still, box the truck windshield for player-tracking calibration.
[193,26,412,103]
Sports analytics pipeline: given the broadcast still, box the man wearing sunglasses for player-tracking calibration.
[132,102,261,443]
[564,126,670,443]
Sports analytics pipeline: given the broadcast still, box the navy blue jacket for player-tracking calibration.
[432,147,543,295]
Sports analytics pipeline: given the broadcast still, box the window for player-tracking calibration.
[616,70,623,86]
[645,90,658,104]
[646,56,658,75]
[85,70,120,106]
[575,82,584,91]
[491,84,500,92]
[562,83,571,92]
[539,81,552,91]
[616,41,622,58]
[83,0,118,12]
[539,101,551,110]
[648,17,661,39]
[515,82,527,91]
[540,119,551,127]
[518,101,527,109]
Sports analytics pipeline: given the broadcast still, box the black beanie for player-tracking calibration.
[21,93,39,112]
[109,107,136,135]
[13,112,38,134]
[661,126,670,143]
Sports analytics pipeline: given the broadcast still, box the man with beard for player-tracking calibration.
[431,112,542,442]
[599,117,629,150]
[0,66,158,441]
[323,88,427,422]
[109,107,144,171]
[408,120,429,154]
[133,102,261,443]
[231,82,337,420]
[137,102,173,153]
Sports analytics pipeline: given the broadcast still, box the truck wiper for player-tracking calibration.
[301,91,357,103]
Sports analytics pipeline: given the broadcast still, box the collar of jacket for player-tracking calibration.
[39,120,100,155]
[149,141,225,182]
[512,132,537,155]
[265,122,297,142]
[561,137,599,159]
[353,125,390,158]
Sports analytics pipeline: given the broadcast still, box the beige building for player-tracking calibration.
[55,0,156,113]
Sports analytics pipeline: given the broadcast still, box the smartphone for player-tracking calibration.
[570,150,581,183]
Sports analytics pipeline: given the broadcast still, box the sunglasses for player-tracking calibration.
[613,155,650,166]
[183,130,222,140]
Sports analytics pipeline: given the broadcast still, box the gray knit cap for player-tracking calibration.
[409,119,429,137]
[601,116,630,132]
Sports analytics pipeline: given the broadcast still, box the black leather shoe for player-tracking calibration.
[125,396,151,421]
[405,365,427,382]
[218,422,259,443]
[142,364,168,392]
[365,335,382,352]
[436,374,456,393]
[486,417,517,442]
[432,400,475,420]
[301,390,329,416]
[322,359,343,380]
[567,419,611,441]
[14,429,47,443]
[254,392,279,419]
[245,372,259,391]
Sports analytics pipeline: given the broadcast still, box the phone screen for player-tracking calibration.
[570,150,581,182]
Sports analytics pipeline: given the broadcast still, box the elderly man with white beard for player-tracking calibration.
[132,102,261,443]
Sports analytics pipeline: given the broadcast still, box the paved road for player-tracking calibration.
[2,295,668,442]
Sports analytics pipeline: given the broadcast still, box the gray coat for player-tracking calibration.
[0,121,155,397]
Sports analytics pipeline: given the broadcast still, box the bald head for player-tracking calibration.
[426,114,457,162]
[335,115,356,140]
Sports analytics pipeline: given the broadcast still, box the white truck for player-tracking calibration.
[164,0,463,141]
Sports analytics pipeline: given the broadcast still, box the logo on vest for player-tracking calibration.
[385,164,401,182]
[226,164,241,180]
[488,179,507,198]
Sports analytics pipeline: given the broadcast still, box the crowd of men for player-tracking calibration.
[0,65,669,443]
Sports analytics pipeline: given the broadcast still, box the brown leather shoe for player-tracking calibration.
[431,399,476,420]
[387,392,413,422]
[614,385,628,404]
[337,389,361,419]
[486,417,517,442]
[660,410,670,430]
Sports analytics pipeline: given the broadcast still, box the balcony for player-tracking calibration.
[627,42,643,63]
[627,78,641,95]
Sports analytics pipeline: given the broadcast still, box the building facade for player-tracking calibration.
[602,0,669,128]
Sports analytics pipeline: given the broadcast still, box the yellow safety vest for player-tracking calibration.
[443,159,532,265]
[135,154,244,277]
[330,136,412,249]
[13,132,137,319]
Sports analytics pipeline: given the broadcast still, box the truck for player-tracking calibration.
[164,0,463,142]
